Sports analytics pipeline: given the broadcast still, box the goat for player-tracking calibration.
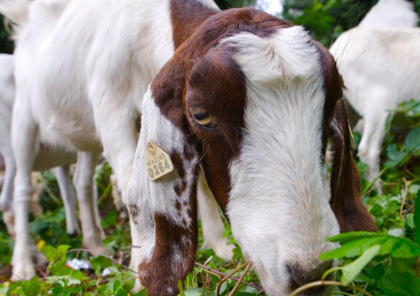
[358,0,417,28]
[330,0,419,186]
[2,0,376,295]
[0,0,234,283]
[0,53,110,246]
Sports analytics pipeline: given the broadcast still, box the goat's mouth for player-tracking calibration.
[286,263,334,296]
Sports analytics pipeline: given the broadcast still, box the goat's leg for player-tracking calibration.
[30,172,44,217]
[92,182,106,239]
[92,102,140,289]
[0,154,16,237]
[73,152,108,254]
[0,153,15,213]
[110,174,127,219]
[198,171,234,262]
[54,165,80,237]
[358,109,388,192]
[10,105,45,281]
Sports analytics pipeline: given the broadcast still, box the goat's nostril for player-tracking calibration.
[287,261,332,288]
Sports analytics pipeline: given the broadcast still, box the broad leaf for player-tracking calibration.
[379,272,420,296]
[320,232,420,260]
[404,127,420,151]
[90,256,112,276]
[415,190,420,244]
[340,245,380,285]
[21,276,40,296]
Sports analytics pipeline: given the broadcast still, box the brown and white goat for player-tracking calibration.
[128,3,377,296]
[1,0,375,295]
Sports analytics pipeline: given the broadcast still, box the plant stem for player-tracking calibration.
[288,280,374,296]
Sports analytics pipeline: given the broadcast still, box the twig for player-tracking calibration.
[361,168,386,196]
[195,262,263,293]
[216,262,250,296]
[403,148,420,172]
[227,262,253,296]
[288,280,374,296]
[404,168,419,181]
[360,186,376,199]
[402,204,415,218]
[400,178,409,217]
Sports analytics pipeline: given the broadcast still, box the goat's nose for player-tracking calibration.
[287,261,332,294]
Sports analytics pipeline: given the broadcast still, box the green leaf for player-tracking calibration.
[415,190,420,244]
[339,245,380,285]
[0,285,9,295]
[42,244,57,263]
[320,232,420,260]
[385,144,409,167]
[90,256,112,276]
[404,127,420,151]
[21,276,40,296]
[42,244,70,266]
[379,272,420,296]
[45,275,81,287]
[184,288,202,296]
[178,280,185,296]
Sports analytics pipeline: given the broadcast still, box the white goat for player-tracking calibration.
[0,0,233,283]
[0,53,84,237]
[330,0,419,186]
[359,0,417,28]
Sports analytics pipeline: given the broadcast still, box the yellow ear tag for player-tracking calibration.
[146,142,174,181]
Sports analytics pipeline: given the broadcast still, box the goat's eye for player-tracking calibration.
[189,107,216,129]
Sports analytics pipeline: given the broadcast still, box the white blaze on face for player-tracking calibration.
[222,28,340,295]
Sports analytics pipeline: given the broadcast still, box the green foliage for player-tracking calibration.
[0,15,13,53]
[283,0,420,46]
[320,232,420,260]
[283,0,376,46]
[314,99,420,296]
[215,0,256,9]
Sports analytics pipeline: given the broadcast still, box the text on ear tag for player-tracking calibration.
[146,142,174,181]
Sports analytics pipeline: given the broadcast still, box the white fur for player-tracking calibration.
[330,0,420,185]
[0,54,80,236]
[1,0,231,281]
[224,28,339,295]
[127,88,198,275]
[197,171,234,261]
[359,0,417,28]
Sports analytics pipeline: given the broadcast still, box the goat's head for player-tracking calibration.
[128,8,376,296]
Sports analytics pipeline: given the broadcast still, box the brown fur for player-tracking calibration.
[329,101,377,232]
[315,42,376,232]
[138,213,198,296]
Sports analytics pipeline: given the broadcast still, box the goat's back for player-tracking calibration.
[13,0,175,150]
[331,27,420,115]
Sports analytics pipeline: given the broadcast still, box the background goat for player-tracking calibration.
[0,53,112,255]
[1,0,376,295]
[330,0,419,187]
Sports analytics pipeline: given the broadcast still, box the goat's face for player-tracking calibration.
[186,31,339,295]
[128,8,376,296]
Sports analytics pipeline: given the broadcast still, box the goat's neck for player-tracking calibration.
[170,0,219,49]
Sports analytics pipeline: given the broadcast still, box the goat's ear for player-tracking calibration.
[127,61,200,296]
[329,100,377,232]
